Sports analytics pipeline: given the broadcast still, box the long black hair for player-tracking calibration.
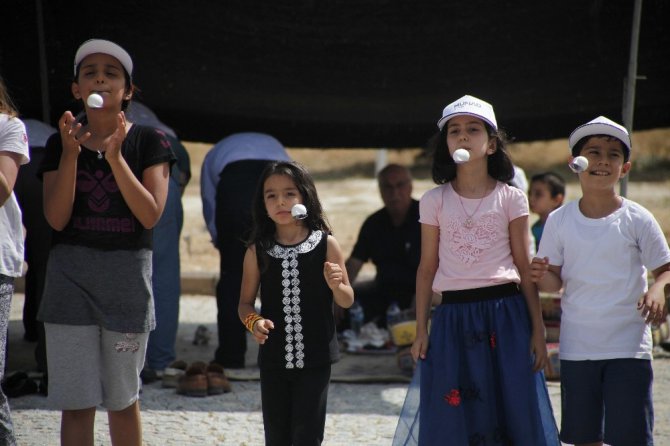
[248,161,331,271]
[429,121,515,185]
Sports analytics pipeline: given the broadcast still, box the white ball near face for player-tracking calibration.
[291,204,307,220]
[86,93,104,108]
[569,155,589,173]
[453,148,470,164]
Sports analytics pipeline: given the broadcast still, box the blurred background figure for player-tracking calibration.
[528,172,565,252]
[340,164,420,329]
[14,119,56,377]
[510,164,529,192]
[201,132,290,368]
[0,77,30,445]
[126,102,191,379]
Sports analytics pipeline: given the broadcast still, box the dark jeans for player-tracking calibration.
[22,241,49,372]
[214,159,274,367]
[147,178,183,370]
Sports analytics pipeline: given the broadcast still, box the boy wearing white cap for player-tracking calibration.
[531,116,670,446]
[38,39,175,446]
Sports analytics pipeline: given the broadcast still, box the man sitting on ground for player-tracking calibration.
[338,164,420,329]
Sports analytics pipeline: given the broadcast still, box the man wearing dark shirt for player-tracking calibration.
[341,164,420,328]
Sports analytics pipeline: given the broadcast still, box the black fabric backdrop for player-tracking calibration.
[2,0,668,147]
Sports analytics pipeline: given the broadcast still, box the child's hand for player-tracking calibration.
[530,328,548,372]
[411,331,429,363]
[58,111,89,156]
[529,257,549,283]
[102,112,127,162]
[637,287,668,325]
[252,319,274,345]
[323,261,343,290]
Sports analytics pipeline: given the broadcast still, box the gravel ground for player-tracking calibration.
[7,294,670,445]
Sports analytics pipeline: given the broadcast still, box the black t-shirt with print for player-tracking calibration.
[39,124,175,251]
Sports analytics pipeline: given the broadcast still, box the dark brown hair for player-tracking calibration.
[249,161,331,271]
[429,121,515,184]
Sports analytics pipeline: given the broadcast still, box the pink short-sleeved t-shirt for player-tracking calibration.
[419,181,528,292]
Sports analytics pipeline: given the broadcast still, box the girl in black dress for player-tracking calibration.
[238,161,354,445]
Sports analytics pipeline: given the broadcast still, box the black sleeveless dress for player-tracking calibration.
[258,230,340,370]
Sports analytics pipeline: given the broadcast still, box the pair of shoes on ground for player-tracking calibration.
[176,361,231,397]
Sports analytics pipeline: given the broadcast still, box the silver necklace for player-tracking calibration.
[456,187,488,228]
[96,150,104,160]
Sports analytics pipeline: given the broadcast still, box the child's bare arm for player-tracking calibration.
[43,112,86,230]
[412,223,439,362]
[106,113,170,229]
[638,262,670,325]
[510,216,547,372]
[325,235,354,309]
[238,246,274,344]
[530,257,563,292]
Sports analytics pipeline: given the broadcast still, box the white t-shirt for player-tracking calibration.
[419,181,528,291]
[538,199,670,360]
[0,114,30,277]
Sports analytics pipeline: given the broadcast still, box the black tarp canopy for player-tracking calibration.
[2,0,668,147]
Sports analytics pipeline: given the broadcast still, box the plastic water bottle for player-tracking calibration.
[349,301,364,336]
[386,301,401,327]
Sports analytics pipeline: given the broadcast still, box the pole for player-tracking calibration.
[620,0,643,197]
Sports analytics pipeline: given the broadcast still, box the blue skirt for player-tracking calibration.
[393,288,559,446]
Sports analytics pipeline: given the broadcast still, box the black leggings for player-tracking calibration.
[260,364,331,446]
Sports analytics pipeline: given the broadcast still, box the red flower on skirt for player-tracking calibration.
[489,331,497,349]
[443,389,461,406]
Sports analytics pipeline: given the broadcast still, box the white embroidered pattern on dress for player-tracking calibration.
[446,212,498,265]
[267,230,323,369]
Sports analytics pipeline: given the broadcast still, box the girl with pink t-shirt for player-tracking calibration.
[393,95,559,445]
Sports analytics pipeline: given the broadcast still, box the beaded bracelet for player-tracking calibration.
[243,312,263,333]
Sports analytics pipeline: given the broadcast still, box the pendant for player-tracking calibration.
[463,217,473,228]
[97,150,103,160]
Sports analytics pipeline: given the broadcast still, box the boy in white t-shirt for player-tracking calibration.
[531,116,670,446]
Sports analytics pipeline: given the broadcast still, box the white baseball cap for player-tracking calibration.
[568,116,631,155]
[437,94,498,131]
[74,39,133,77]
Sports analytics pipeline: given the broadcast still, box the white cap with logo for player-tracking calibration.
[437,95,497,131]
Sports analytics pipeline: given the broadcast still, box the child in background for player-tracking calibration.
[38,39,174,445]
[0,77,30,446]
[394,95,558,445]
[528,172,565,252]
[531,116,670,446]
[238,161,354,445]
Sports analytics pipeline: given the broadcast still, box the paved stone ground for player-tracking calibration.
[6,294,670,445]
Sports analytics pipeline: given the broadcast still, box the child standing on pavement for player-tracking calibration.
[528,172,565,252]
[238,161,354,445]
[37,39,174,446]
[531,116,670,446]
[394,95,559,445]
[0,77,30,446]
